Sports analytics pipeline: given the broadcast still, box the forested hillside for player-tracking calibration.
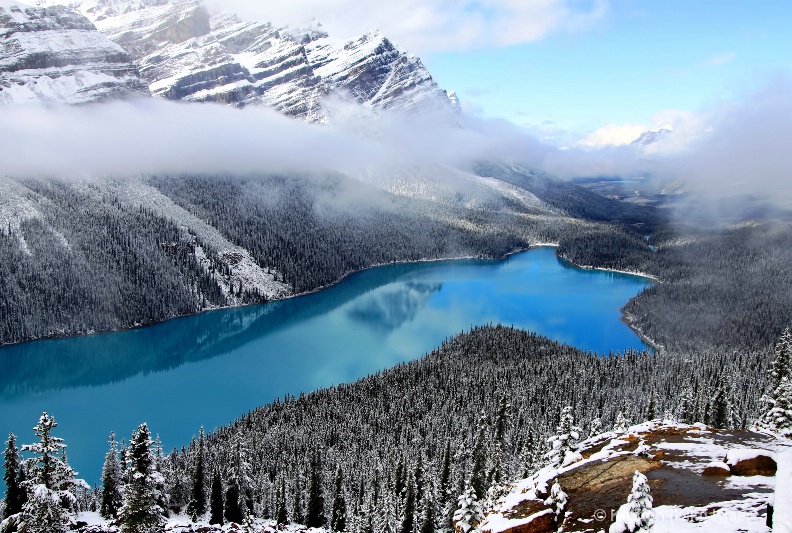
[0,170,617,346]
[3,325,781,532]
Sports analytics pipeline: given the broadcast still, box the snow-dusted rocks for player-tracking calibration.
[0,0,149,104]
[37,0,452,120]
[480,421,791,533]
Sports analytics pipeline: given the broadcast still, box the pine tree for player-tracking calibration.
[677,387,695,424]
[645,389,657,421]
[493,395,511,446]
[613,405,630,432]
[756,329,792,434]
[756,378,792,436]
[186,427,206,519]
[292,472,304,525]
[544,480,567,525]
[589,417,603,438]
[330,467,347,532]
[710,374,733,429]
[452,485,482,533]
[19,413,81,533]
[275,477,288,525]
[306,450,325,528]
[398,472,415,533]
[609,471,654,533]
[3,433,25,519]
[469,411,489,499]
[376,491,397,533]
[209,471,224,525]
[224,433,250,524]
[419,478,437,533]
[100,432,123,519]
[119,423,166,533]
[545,406,581,469]
[438,438,451,503]
[768,328,792,394]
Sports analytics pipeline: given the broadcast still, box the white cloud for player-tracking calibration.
[3,77,791,211]
[0,96,549,181]
[206,0,609,52]
[579,123,647,147]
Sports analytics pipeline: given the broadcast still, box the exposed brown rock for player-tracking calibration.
[702,464,731,477]
[729,455,777,476]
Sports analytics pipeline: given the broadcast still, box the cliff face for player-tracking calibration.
[35,0,452,120]
[0,0,149,104]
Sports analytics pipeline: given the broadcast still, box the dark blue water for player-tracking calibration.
[0,247,650,486]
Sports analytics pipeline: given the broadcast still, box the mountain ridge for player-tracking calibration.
[0,0,150,103]
[25,0,455,120]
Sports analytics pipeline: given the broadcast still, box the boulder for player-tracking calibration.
[701,461,731,476]
[725,449,777,476]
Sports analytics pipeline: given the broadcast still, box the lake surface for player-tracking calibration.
[0,247,651,486]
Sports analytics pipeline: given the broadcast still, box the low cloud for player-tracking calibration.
[206,0,608,53]
[0,96,548,182]
[545,77,792,207]
[2,76,791,211]
[579,123,647,147]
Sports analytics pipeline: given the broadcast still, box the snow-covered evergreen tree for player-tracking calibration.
[224,433,251,524]
[677,386,695,424]
[452,485,481,533]
[305,450,325,528]
[275,477,288,525]
[469,411,489,499]
[100,432,122,519]
[645,389,657,421]
[709,372,733,429]
[331,467,347,532]
[418,478,437,533]
[756,378,792,436]
[3,433,25,520]
[589,417,603,438]
[756,329,792,435]
[609,471,654,533]
[18,413,82,533]
[209,471,224,525]
[768,328,792,394]
[545,406,581,469]
[543,480,567,525]
[119,423,166,533]
[398,472,415,533]
[186,427,207,519]
[613,406,630,433]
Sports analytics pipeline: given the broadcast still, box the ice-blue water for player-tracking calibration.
[0,247,651,486]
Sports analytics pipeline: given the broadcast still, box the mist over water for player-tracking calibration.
[0,248,649,487]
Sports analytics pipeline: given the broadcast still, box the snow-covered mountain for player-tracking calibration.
[631,127,672,147]
[0,0,149,103]
[32,0,453,120]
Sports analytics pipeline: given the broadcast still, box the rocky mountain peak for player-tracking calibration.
[0,0,149,104]
[31,0,453,121]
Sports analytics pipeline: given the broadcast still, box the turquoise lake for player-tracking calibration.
[0,247,651,486]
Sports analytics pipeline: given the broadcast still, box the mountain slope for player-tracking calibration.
[0,0,149,103]
[38,0,452,120]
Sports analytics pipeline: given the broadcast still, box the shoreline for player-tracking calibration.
[0,244,656,351]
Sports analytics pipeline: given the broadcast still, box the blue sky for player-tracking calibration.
[229,0,792,142]
[422,1,792,135]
